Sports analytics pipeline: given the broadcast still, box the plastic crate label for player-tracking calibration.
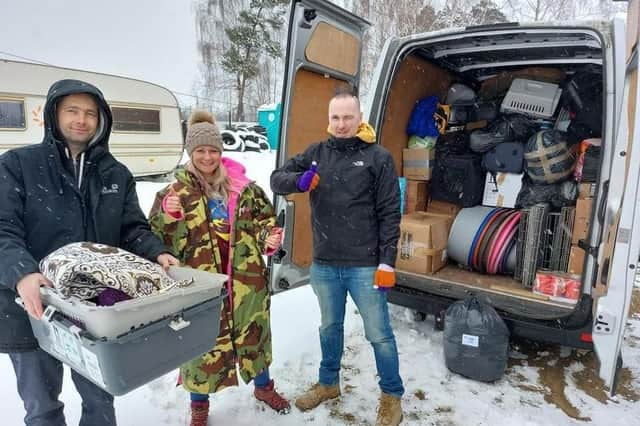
[461,333,479,348]
[51,323,83,365]
[81,347,105,386]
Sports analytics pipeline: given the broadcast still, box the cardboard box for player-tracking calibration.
[403,148,434,180]
[571,198,593,244]
[578,182,597,199]
[405,180,428,213]
[426,199,462,216]
[426,200,462,235]
[482,172,523,208]
[567,245,585,275]
[396,212,449,274]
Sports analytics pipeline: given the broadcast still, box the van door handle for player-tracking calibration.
[600,257,610,286]
[598,180,608,223]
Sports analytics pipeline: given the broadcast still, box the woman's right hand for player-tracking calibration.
[163,187,184,217]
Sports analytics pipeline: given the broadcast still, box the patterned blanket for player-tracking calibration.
[39,242,189,300]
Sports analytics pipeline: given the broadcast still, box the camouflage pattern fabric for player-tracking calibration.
[149,169,276,393]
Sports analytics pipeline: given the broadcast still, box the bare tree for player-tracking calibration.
[193,0,244,115]
[500,0,626,21]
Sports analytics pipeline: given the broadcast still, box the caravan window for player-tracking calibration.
[0,98,26,129]
[111,106,160,132]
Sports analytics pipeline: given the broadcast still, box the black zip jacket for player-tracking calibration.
[270,136,400,267]
[0,79,168,352]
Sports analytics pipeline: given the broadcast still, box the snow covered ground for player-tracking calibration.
[1,150,639,425]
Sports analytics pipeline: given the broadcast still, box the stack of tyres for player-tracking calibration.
[23,266,227,395]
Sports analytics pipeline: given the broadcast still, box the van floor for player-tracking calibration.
[406,264,578,309]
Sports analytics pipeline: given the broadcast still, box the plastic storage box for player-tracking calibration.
[500,78,562,119]
[25,266,227,395]
[37,266,226,340]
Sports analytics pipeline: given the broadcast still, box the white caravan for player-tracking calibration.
[0,60,183,177]
[271,0,639,396]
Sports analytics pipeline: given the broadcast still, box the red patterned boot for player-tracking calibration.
[254,379,291,414]
[189,400,209,426]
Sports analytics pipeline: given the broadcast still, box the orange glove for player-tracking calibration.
[374,264,395,292]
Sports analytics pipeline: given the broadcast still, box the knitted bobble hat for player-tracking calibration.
[185,110,223,156]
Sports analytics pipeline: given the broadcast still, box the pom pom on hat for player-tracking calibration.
[185,110,223,156]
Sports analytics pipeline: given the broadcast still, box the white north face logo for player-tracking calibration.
[101,183,119,194]
[353,161,364,166]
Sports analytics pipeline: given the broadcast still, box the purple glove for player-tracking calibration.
[297,161,320,192]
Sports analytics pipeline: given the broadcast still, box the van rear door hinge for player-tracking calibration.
[577,239,598,257]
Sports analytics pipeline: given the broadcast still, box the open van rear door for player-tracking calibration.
[592,0,640,395]
[269,0,369,293]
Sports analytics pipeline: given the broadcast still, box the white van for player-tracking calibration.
[270,0,639,395]
[0,60,183,177]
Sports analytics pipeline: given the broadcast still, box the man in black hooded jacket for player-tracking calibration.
[0,79,178,426]
[270,92,403,426]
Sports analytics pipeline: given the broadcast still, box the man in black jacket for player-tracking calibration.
[270,92,404,426]
[0,79,178,426]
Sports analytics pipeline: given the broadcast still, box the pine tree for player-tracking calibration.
[221,0,289,121]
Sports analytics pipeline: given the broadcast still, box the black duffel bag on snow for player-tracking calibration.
[430,152,485,207]
[443,296,510,382]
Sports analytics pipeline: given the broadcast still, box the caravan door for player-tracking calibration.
[592,0,640,396]
[270,0,369,294]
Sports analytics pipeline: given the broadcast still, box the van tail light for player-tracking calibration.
[580,332,593,343]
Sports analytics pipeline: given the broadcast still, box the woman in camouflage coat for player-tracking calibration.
[149,111,290,425]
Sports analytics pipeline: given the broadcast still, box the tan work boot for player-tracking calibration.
[294,383,340,411]
[375,392,402,426]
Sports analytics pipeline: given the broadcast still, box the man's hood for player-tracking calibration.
[43,79,113,152]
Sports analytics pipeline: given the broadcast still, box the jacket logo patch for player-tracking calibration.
[353,161,364,167]
[101,183,119,194]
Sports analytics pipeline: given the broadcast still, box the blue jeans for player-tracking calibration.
[9,349,115,426]
[309,262,404,397]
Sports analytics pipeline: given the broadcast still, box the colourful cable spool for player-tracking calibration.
[466,207,502,268]
[447,206,495,266]
[488,211,521,274]
[470,208,505,271]
[477,209,512,272]
[480,210,514,273]
[500,238,518,274]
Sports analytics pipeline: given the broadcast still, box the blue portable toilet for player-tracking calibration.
[257,103,281,150]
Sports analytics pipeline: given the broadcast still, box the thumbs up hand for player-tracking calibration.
[297,161,320,192]
[162,186,184,219]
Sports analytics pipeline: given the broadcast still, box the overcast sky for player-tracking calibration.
[2,0,200,105]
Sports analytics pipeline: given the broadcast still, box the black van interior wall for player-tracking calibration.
[379,55,453,174]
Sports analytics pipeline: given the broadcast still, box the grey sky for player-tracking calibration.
[2,0,200,105]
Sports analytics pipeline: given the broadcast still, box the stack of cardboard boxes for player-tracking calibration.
[397,147,462,274]
[402,148,432,213]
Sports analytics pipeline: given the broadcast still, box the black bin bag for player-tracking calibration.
[443,296,510,382]
[430,153,484,207]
